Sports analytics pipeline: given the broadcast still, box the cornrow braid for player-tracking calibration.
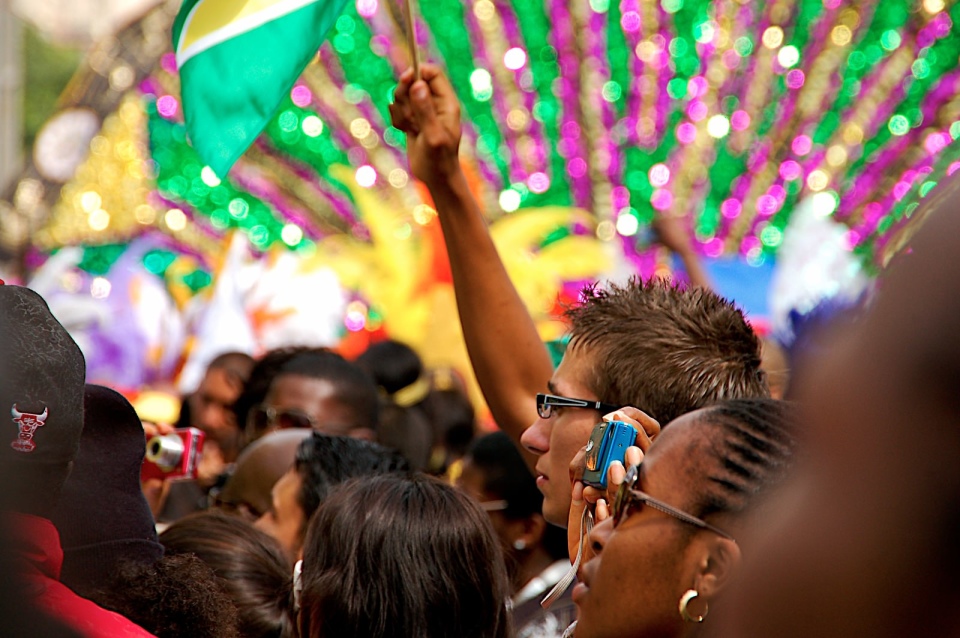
[692,398,797,519]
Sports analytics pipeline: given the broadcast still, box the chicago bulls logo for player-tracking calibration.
[10,405,49,453]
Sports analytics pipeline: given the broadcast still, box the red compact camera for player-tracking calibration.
[141,427,205,482]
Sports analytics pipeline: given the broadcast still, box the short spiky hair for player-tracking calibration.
[564,277,767,424]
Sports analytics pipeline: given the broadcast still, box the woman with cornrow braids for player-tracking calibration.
[568,398,796,638]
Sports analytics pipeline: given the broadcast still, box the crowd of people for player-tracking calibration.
[1,62,959,638]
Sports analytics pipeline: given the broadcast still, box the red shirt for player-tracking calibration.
[13,513,157,638]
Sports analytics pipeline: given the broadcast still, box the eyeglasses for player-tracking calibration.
[612,464,736,542]
[250,404,316,432]
[536,393,621,419]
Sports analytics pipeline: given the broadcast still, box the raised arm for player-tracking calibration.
[653,214,713,290]
[390,65,553,468]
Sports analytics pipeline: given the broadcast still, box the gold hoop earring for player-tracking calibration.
[679,589,708,623]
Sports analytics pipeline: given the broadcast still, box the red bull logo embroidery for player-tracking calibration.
[10,405,48,453]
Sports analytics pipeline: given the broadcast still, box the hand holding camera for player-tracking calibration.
[141,427,206,483]
[582,420,640,489]
[567,407,660,562]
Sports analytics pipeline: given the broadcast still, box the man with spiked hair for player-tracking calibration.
[390,64,769,528]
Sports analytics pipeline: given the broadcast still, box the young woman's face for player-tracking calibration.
[572,413,710,638]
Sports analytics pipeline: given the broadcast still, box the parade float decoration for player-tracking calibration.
[3,0,959,389]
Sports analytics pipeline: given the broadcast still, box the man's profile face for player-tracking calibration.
[190,367,242,446]
[521,346,606,527]
[255,468,306,561]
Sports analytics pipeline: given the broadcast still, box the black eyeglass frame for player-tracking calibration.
[536,393,621,419]
[612,464,737,543]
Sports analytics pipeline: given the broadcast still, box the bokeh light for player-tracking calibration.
[356,0,378,17]
[356,165,377,187]
[281,224,303,246]
[504,48,527,70]
[499,189,521,212]
[649,163,671,187]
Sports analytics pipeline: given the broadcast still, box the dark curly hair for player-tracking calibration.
[161,511,296,638]
[92,554,239,638]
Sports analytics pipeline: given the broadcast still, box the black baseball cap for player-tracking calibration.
[0,283,86,466]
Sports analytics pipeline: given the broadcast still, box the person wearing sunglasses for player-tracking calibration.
[571,398,795,638]
[245,349,380,443]
[391,64,770,535]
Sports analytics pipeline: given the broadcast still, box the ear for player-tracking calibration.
[502,512,546,550]
[691,536,742,601]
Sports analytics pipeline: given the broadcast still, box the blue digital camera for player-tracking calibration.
[582,420,638,489]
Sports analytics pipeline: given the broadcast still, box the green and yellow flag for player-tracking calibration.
[172,0,349,177]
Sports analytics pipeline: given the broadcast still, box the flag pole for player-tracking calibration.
[404,0,420,79]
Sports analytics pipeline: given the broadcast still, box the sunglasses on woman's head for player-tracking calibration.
[612,464,736,542]
[251,404,316,432]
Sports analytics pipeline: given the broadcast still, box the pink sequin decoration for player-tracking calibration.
[703,238,724,258]
[864,203,883,223]
[345,312,366,331]
[160,53,178,74]
[757,194,779,215]
[893,181,912,201]
[769,185,787,203]
[687,101,708,122]
[568,158,587,177]
[731,110,751,131]
[612,186,630,209]
[785,69,805,89]
[561,121,581,139]
[677,123,697,144]
[651,189,673,211]
[688,76,708,98]
[157,95,178,118]
[291,85,312,107]
[780,160,802,181]
[792,135,813,156]
[925,132,949,154]
[621,11,641,32]
[528,172,550,193]
[844,230,861,250]
[356,0,378,17]
[721,199,742,219]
